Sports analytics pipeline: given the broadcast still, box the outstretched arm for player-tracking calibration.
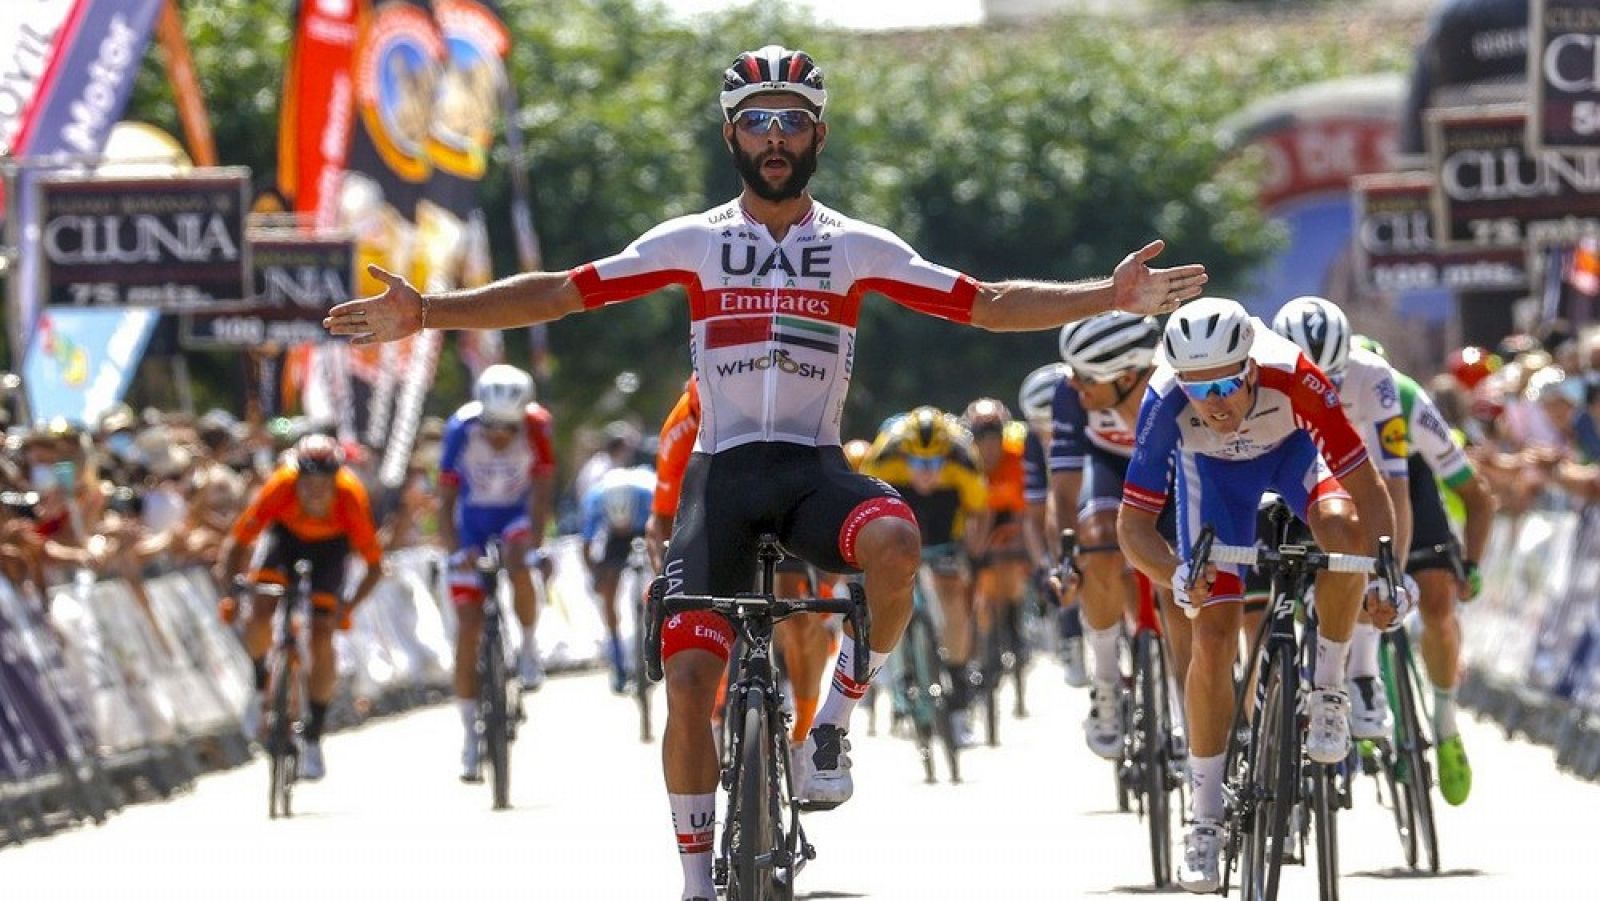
[969,240,1208,332]
[325,265,584,345]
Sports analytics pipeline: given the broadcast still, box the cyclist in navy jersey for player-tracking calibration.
[328,45,1208,901]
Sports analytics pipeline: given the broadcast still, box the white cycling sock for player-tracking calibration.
[1086,624,1122,685]
[812,640,889,731]
[1347,623,1381,680]
[521,626,539,660]
[456,697,476,741]
[670,792,717,900]
[1433,686,1460,740]
[1313,635,1348,690]
[1190,753,1226,822]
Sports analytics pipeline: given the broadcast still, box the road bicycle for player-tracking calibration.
[645,534,870,900]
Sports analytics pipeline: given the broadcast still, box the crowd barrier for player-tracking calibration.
[0,535,615,847]
[1459,505,1600,780]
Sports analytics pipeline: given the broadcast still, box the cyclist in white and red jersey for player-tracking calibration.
[327,44,1207,901]
[1116,298,1403,893]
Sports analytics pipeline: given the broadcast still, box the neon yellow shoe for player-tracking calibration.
[1436,734,1472,806]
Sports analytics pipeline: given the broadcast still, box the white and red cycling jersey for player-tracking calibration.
[1123,325,1369,514]
[570,198,979,452]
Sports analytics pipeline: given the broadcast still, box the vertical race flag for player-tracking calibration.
[153,0,216,166]
[278,0,359,229]
[3,0,164,356]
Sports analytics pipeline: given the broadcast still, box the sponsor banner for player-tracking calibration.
[426,0,509,211]
[38,169,249,308]
[1427,104,1600,249]
[181,234,354,348]
[0,0,80,156]
[10,0,164,343]
[347,0,443,220]
[22,306,158,426]
[278,0,358,227]
[1351,171,1529,293]
[1529,0,1600,152]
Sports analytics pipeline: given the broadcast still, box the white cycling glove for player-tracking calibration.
[1365,574,1419,631]
[1172,561,1199,619]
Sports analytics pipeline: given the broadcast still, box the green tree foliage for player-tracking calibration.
[126,0,1412,437]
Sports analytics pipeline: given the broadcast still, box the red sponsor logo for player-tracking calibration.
[838,496,917,566]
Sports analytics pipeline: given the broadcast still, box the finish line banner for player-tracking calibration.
[38,169,250,309]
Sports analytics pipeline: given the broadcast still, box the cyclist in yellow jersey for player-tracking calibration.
[863,406,989,745]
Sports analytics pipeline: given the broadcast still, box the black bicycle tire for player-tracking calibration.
[917,616,961,784]
[900,612,938,782]
[634,589,653,742]
[1391,633,1439,873]
[1138,632,1172,887]
[1377,635,1420,869]
[983,631,1001,747]
[484,626,511,811]
[1241,647,1295,901]
[1116,677,1133,814]
[734,691,773,901]
[268,650,294,820]
[1312,763,1340,901]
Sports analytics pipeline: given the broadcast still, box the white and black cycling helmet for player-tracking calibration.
[475,364,534,425]
[1058,312,1161,381]
[720,45,827,120]
[1018,362,1069,425]
[1272,295,1351,379]
[1161,297,1254,372]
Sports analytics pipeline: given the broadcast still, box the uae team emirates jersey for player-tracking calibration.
[570,199,980,452]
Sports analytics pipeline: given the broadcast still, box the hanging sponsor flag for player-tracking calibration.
[1528,0,1600,153]
[8,0,165,345]
[347,0,442,222]
[1426,103,1600,249]
[38,169,250,309]
[1351,171,1528,293]
[0,0,80,157]
[22,307,159,426]
[1572,235,1600,296]
[277,0,359,227]
[182,234,355,347]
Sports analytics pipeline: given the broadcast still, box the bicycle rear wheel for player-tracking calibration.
[1136,632,1173,887]
[1387,632,1439,872]
[1240,646,1296,901]
[730,690,776,901]
[483,629,511,811]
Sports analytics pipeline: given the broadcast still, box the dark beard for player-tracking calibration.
[731,144,818,202]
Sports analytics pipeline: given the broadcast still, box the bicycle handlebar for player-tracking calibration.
[645,586,872,686]
[1186,525,1402,608]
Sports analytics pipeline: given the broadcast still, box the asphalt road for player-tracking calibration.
[4,661,1593,900]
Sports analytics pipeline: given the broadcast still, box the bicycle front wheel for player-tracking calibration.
[267,652,295,820]
[1387,632,1439,873]
[1240,646,1296,901]
[1136,632,1173,887]
[730,691,776,901]
[1311,763,1340,901]
[633,591,653,742]
[483,630,511,811]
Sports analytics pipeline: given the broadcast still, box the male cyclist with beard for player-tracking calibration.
[1117,298,1404,893]
[1049,312,1192,758]
[865,406,990,746]
[216,435,386,782]
[327,45,1207,900]
[439,365,557,782]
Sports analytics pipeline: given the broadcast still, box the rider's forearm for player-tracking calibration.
[348,565,384,607]
[1050,472,1083,536]
[439,487,460,551]
[1344,462,1396,555]
[1385,476,1412,563]
[969,278,1115,332]
[1458,472,1496,563]
[426,271,584,331]
[528,474,555,549]
[1117,507,1177,589]
[1022,504,1047,564]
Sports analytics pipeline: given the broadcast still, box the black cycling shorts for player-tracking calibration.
[591,530,640,574]
[253,524,349,610]
[663,443,915,598]
[1406,453,1459,575]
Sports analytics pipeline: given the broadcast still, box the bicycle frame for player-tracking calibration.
[256,559,312,820]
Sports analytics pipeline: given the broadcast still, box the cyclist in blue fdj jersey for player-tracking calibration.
[581,462,658,693]
[328,45,1207,901]
[1117,298,1407,893]
[440,365,557,783]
